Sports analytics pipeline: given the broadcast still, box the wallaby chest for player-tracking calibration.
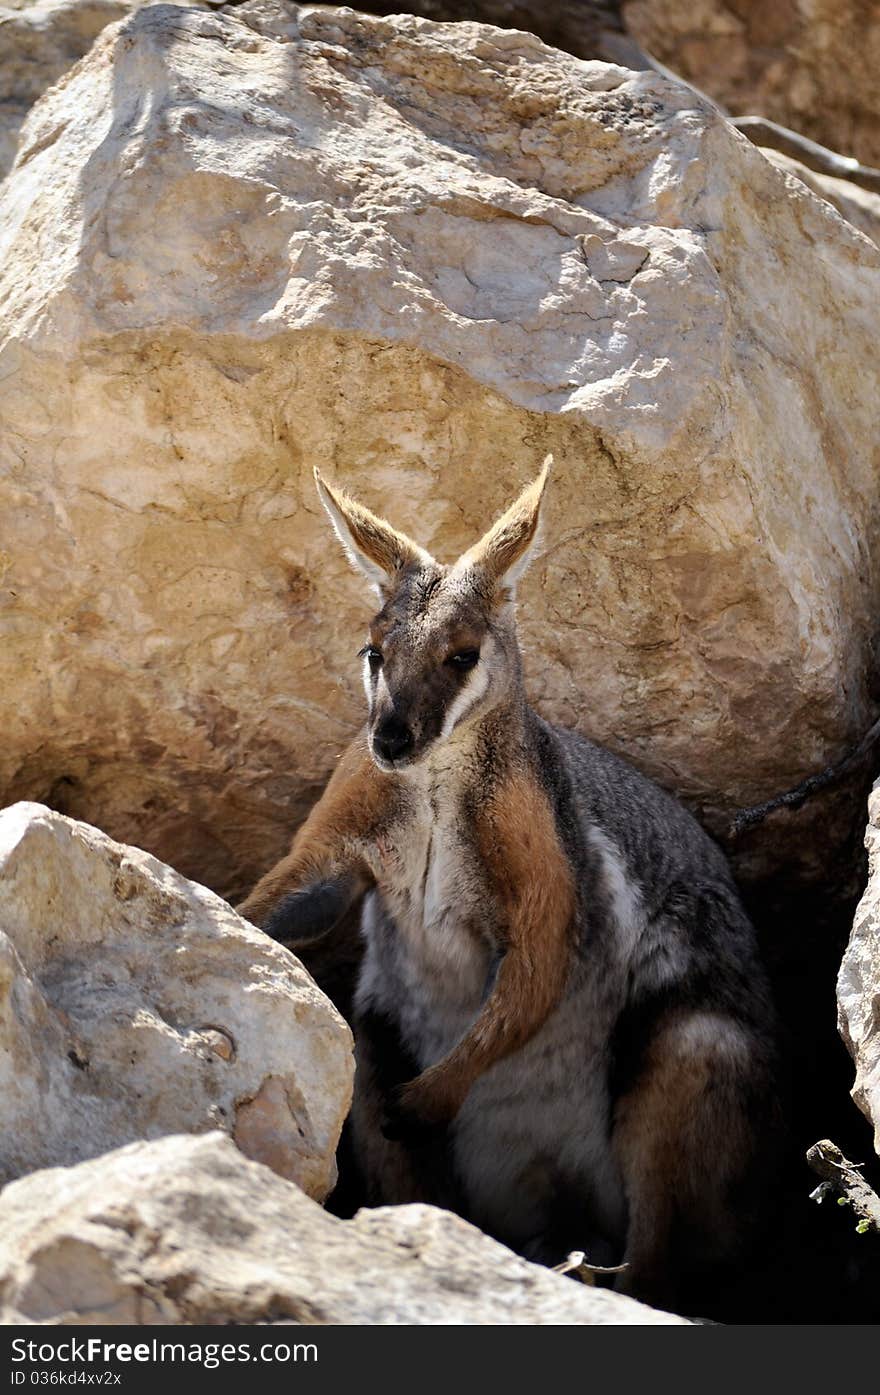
[373,778,494,962]
[358,770,499,1051]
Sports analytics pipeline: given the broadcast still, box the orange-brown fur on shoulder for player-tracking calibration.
[395,768,577,1125]
[237,734,395,928]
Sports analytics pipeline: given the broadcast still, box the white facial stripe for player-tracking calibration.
[363,656,391,710]
[440,658,490,740]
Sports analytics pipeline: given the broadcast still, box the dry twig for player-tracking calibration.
[729,717,880,838]
[806,1139,880,1235]
[553,1250,629,1285]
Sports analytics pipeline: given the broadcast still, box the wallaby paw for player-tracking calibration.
[380,1078,453,1145]
[380,1093,445,1146]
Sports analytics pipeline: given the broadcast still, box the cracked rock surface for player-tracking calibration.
[0,1131,689,1323]
[1,3,879,904]
[0,801,353,1198]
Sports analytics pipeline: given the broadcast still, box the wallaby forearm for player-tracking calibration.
[396,935,572,1123]
[237,847,365,932]
[395,772,577,1124]
[237,734,386,933]
[260,872,366,944]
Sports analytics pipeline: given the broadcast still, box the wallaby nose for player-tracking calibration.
[373,716,414,765]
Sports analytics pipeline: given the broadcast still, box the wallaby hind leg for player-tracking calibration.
[612,1010,770,1313]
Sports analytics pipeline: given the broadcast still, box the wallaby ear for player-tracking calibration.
[314,468,434,594]
[457,455,552,592]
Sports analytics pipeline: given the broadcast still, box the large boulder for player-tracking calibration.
[0,1131,688,1323]
[0,802,352,1197]
[838,782,880,1156]
[624,0,880,168]
[0,2,879,909]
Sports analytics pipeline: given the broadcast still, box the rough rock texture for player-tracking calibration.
[0,802,352,1197]
[0,1132,688,1323]
[624,0,880,168]
[0,0,637,186]
[1,4,879,907]
[0,0,199,180]
[361,0,634,62]
[839,783,880,1155]
[0,0,122,178]
[762,148,880,249]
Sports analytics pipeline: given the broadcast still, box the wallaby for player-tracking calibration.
[239,459,779,1311]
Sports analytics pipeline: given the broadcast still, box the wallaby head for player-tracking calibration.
[314,457,552,771]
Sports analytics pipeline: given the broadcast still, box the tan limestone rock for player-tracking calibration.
[0,1131,690,1323]
[0,0,203,180]
[760,146,880,248]
[0,801,353,1197]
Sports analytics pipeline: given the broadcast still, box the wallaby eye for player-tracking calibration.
[446,649,480,672]
[358,644,384,673]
